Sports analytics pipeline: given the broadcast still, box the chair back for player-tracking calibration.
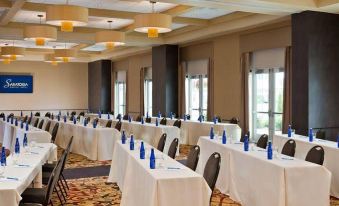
[146,117,151,123]
[45,121,51,132]
[160,117,167,125]
[115,121,122,131]
[281,139,296,157]
[240,131,250,142]
[27,117,32,124]
[316,130,326,140]
[34,112,40,117]
[136,115,142,122]
[33,118,39,127]
[305,145,325,165]
[203,152,221,190]
[106,120,112,128]
[157,133,167,152]
[0,113,4,118]
[186,145,200,171]
[86,117,91,123]
[173,119,181,128]
[230,117,239,124]
[79,112,85,116]
[45,112,51,118]
[256,134,268,149]
[93,118,99,125]
[22,115,28,123]
[8,113,14,118]
[116,114,122,120]
[123,114,129,120]
[51,123,59,143]
[168,138,179,159]
[216,116,222,123]
[38,119,44,129]
[71,111,76,116]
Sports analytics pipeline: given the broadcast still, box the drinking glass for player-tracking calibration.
[0,165,5,178]
[274,146,280,159]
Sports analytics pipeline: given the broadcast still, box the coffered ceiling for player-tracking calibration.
[0,0,339,62]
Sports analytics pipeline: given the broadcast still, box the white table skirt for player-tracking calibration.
[108,141,211,206]
[0,143,56,206]
[273,134,339,198]
[111,120,180,155]
[197,136,331,206]
[53,120,121,161]
[150,117,242,145]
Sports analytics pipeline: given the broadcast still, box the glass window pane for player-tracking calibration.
[202,77,208,110]
[255,113,269,137]
[256,72,269,112]
[274,114,283,133]
[274,71,284,113]
[190,78,200,109]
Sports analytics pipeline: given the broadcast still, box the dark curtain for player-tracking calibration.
[282,46,292,133]
[207,58,214,121]
[178,62,187,117]
[240,53,251,135]
[140,67,145,116]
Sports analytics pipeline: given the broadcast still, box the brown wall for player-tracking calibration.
[112,23,292,123]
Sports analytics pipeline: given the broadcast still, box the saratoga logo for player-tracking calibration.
[3,78,29,88]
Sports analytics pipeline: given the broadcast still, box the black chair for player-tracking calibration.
[93,118,99,125]
[160,117,167,125]
[157,133,167,152]
[22,115,28,123]
[71,111,76,116]
[79,111,85,116]
[216,116,222,123]
[135,115,142,122]
[38,119,44,129]
[45,112,51,118]
[115,121,122,131]
[34,112,40,117]
[116,114,122,120]
[51,123,59,143]
[106,120,112,128]
[186,114,191,120]
[281,139,296,157]
[167,138,179,159]
[69,115,75,121]
[0,113,4,118]
[305,145,325,165]
[240,131,250,142]
[145,117,151,123]
[256,134,268,149]
[316,130,326,140]
[33,118,39,127]
[173,119,181,128]
[229,117,239,124]
[178,145,200,171]
[86,117,91,123]
[8,113,14,118]
[45,121,51,132]
[203,152,221,191]
[123,114,129,120]
[27,117,32,125]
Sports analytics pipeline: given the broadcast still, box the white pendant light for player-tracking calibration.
[95,20,125,50]
[24,15,57,46]
[54,44,77,62]
[1,42,25,60]
[44,54,62,66]
[46,0,88,32]
[134,1,172,38]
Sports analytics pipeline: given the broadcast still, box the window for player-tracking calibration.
[249,68,284,140]
[185,59,209,121]
[114,71,127,116]
[144,79,152,116]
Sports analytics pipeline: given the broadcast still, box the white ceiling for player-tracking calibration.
[179,7,234,19]
[0,39,77,49]
[26,0,177,13]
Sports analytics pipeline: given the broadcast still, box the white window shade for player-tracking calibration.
[187,59,208,76]
[252,48,285,69]
[116,70,126,83]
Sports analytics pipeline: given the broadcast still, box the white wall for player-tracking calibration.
[0,61,88,114]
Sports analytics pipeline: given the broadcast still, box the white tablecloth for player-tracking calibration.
[197,136,331,206]
[108,141,211,206]
[53,120,121,161]
[150,117,241,145]
[273,134,339,198]
[0,143,57,206]
[0,120,52,152]
[111,120,180,155]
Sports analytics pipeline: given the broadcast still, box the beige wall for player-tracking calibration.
[112,23,292,123]
[0,61,88,111]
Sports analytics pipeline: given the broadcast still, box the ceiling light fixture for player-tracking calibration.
[1,42,25,60]
[54,43,76,63]
[24,15,57,46]
[95,20,125,50]
[44,54,62,66]
[46,0,88,32]
[134,1,172,38]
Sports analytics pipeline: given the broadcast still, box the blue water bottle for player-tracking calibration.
[141,117,144,124]
[170,112,173,120]
[108,113,110,120]
[158,111,161,118]
[25,122,29,131]
[1,147,7,166]
[6,116,9,122]
[213,116,217,124]
[10,117,14,124]
[84,118,87,127]
[30,111,33,118]
[244,135,249,151]
[130,135,134,150]
[287,125,292,137]
[15,118,18,126]
[121,130,126,144]
[93,121,97,128]
[57,115,60,121]
[146,112,149,119]
[210,127,214,139]
[20,111,23,117]
[337,135,339,148]
[150,148,155,169]
[184,114,187,121]
[23,133,28,148]
[128,115,132,123]
[309,128,313,142]
[73,117,76,124]
[199,115,203,123]
[20,120,24,129]
[267,142,273,160]
[15,137,20,154]
[222,130,227,144]
[140,142,145,159]
[63,115,67,123]
[155,118,159,126]
[98,111,102,118]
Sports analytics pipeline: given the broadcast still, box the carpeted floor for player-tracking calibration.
[50,146,338,206]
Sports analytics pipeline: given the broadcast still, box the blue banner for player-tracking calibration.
[0,75,33,93]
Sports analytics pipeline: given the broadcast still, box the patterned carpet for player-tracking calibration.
[50,146,338,206]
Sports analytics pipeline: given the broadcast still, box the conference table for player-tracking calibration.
[196,136,331,206]
[0,120,52,152]
[110,119,180,155]
[107,140,211,206]
[0,143,56,206]
[51,119,121,161]
[150,117,241,145]
[273,134,339,198]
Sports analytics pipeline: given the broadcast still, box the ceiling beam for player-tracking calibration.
[0,0,26,26]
